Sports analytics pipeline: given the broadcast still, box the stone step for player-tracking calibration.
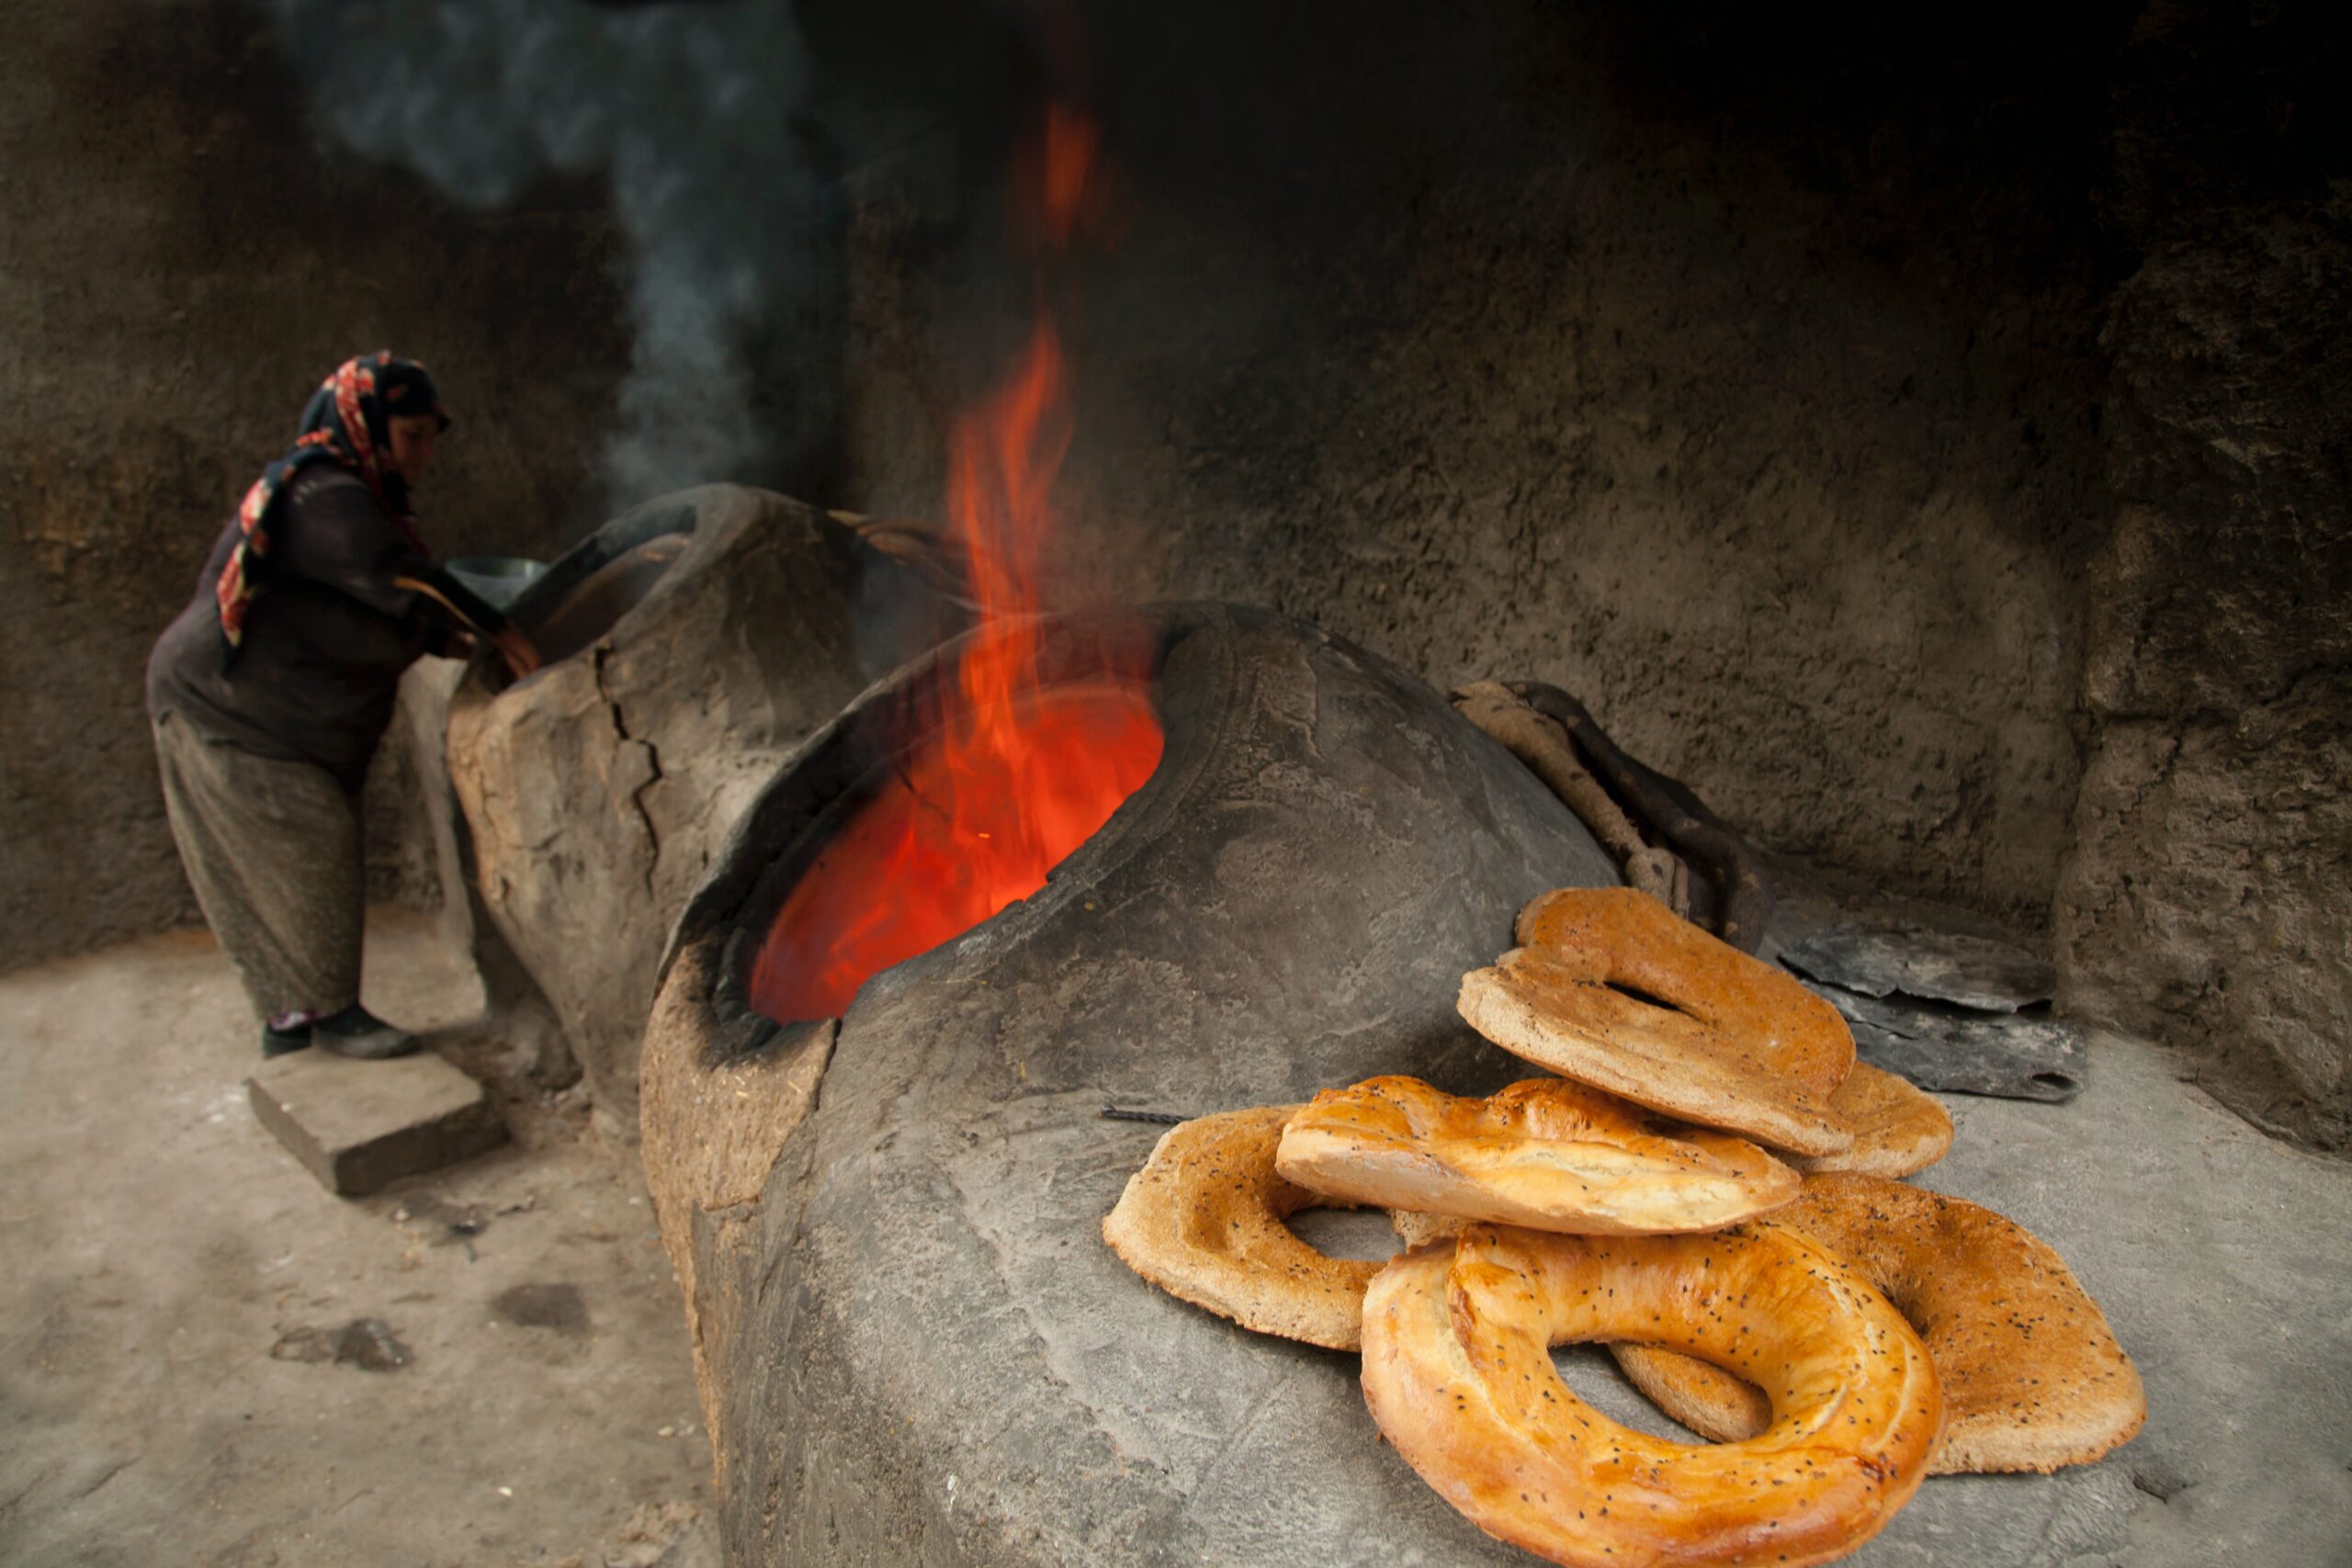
[248,1049,507,1197]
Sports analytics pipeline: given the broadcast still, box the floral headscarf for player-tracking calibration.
[215,351,451,663]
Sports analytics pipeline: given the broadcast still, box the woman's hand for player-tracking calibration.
[494,626,543,679]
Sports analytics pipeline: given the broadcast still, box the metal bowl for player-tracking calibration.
[443,555,548,611]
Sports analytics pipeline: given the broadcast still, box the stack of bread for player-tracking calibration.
[1103,886,2145,1568]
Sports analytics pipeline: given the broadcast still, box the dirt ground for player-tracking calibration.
[0,910,717,1568]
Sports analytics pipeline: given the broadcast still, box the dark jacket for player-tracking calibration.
[146,467,498,793]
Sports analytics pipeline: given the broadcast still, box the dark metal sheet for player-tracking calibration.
[1817,987,2086,1102]
[1779,917,2055,1014]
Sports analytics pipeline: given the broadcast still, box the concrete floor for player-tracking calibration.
[1880,1027,2352,1566]
[2,911,2347,1566]
[0,912,716,1568]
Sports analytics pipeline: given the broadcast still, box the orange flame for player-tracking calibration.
[1030,105,1100,252]
[752,108,1161,1025]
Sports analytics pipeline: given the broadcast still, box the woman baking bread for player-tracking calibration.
[146,352,540,1060]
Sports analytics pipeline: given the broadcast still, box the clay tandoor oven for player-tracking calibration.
[641,601,1620,1567]
[448,485,963,1131]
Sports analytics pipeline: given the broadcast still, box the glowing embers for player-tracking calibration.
[750,676,1161,1024]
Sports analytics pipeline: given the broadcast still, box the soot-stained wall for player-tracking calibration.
[0,0,629,967]
[2056,2,2352,1149]
[837,5,2117,927]
[832,2,2349,1148]
[5,0,2344,1151]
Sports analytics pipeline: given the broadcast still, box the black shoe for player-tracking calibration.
[310,1005,421,1060]
[262,1024,313,1059]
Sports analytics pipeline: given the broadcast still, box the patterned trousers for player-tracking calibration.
[153,710,365,1024]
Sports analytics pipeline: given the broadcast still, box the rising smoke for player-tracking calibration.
[270,0,825,505]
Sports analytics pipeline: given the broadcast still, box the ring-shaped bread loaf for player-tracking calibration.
[1363,1222,1942,1568]
[1458,887,1857,1156]
[1102,1104,1386,1350]
[1611,1172,2146,1474]
[1275,1075,1801,1235]
[1789,1064,1953,1179]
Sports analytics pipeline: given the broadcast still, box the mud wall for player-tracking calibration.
[0,0,630,968]
[4,0,2344,1150]
[836,5,2119,928]
[832,2,2349,1148]
[2055,1,2352,1148]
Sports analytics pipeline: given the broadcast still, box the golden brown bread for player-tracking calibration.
[1385,1206,1464,1250]
[1611,1172,2147,1474]
[1101,1104,1385,1350]
[1362,1222,1943,1568]
[1789,1063,1954,1179]
[1458,887,1857,1155]
[1275,1075,1800,1235]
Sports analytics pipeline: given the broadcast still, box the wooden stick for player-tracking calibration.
[1451,682,1685,917]
[1502,680,1775,953]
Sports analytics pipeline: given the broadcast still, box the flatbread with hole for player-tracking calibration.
[1611,1172,2146,1473]
[1790,1064,1953,1179]
[1459,887,1856,1155]
[1102,1104,1382,1349]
